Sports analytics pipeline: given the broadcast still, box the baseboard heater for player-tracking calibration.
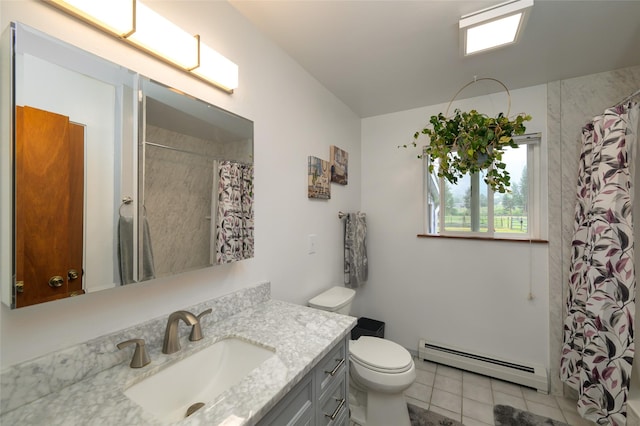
[418,339,548,394]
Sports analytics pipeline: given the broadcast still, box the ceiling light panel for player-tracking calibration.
[466,13,522,55]
[460,0,533,56]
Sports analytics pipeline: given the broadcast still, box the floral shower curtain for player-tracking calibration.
[560,101,638,426]
[215,161,254,264]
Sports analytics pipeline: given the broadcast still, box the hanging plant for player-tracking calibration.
[400,78,532,193]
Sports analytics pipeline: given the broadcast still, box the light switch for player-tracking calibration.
[308,234,317,254]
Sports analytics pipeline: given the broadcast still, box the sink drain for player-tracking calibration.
[185,402,205,418]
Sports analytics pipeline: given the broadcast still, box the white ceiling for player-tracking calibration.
[229,0,640,118]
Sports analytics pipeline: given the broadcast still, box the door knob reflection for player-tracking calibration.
[48,276,64,288]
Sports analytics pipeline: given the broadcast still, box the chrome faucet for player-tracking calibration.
[163,310,198,354]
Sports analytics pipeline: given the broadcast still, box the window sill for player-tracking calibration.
[417,234,548,244]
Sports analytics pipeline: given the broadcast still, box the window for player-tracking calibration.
[424,134,543,239]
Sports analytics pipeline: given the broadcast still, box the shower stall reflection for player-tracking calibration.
[141,84,253,279]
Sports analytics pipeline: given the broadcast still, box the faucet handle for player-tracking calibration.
[189,308,213,342]
[117,338,151,368]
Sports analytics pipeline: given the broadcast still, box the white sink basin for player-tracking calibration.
[123,337,275,423]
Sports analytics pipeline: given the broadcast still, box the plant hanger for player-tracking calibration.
[445,77,511,117]
[402,77,531,193]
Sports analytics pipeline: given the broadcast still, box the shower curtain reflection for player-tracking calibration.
[215,161,254,264]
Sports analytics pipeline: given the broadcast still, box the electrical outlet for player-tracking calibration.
[308,234,317,254]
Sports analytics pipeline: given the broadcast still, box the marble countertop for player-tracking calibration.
[1,300,356,426]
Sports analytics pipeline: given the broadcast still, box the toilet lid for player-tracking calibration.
[349,336,413,373]
[308,286,355,311]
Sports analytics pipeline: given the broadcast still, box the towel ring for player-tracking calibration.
[119,196,133,217]
[119,196,149,218]
[445,77,511,117]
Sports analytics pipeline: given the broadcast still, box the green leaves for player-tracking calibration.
[404,108,532,193]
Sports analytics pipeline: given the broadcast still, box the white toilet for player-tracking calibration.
[309,286,416,426]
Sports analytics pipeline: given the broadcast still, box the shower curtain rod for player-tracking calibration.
[145,141,214,159]
[612,88,640,108]
[144,141,251,165]
[338,211,367,219]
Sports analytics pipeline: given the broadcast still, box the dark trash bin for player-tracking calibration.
[351,317,385,340]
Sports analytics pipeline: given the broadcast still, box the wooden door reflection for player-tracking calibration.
[16,106,85,307]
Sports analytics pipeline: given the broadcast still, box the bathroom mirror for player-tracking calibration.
[1,22,254,308]
[136,78,253,281]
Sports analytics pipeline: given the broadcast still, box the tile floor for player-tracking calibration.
[402,357,597,426]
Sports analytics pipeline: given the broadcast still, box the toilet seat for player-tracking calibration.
[349,336,413,374]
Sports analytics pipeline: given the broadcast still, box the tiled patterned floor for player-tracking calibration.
[402,357,597,426]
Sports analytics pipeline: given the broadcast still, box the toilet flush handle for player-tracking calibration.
[324,357,345,376]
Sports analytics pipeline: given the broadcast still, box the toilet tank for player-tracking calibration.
[308,286,355,315]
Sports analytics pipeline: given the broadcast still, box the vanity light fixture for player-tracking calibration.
[125,1,200,71]
[47,0,136,37]
[45,0,238,93]
[192,42,239,93]
[460,0,533,56]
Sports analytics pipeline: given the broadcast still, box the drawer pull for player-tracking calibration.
[324,397,346,421]
[324,358,345,376]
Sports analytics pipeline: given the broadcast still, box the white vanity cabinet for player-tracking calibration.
[258,336,349,426]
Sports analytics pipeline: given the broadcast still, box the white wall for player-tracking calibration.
[0,1,361,369]
[359,85,550,368]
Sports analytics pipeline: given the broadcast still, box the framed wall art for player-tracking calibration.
[330,145,348,185]
[308,156,331,199]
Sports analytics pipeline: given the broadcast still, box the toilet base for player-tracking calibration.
[349,387,411,426]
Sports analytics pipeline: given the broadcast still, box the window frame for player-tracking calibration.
[423,133,544,240]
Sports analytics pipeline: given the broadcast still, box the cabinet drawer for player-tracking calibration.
[315,339,346,397]
[318,373,347,426]
[257,374,313,426]
[259,337,350,426]
[332,405,349,426]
